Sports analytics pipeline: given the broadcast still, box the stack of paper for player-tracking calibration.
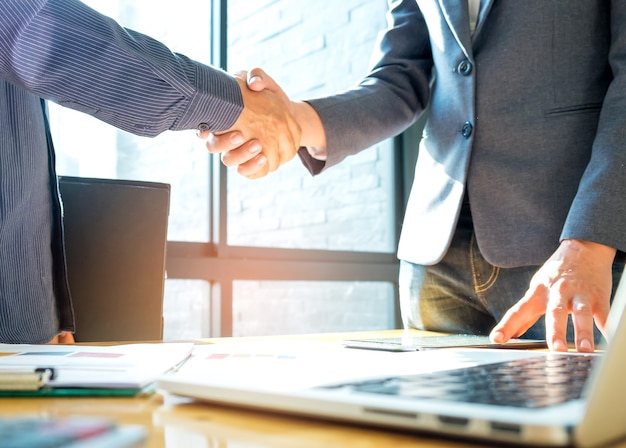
[0,343,193,396]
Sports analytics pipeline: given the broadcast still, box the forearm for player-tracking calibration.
[0,0,243,136]
[559,3,626,255]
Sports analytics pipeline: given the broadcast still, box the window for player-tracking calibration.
[50,0,211,243]
[232,281,395,336]
[226,0,394,253]
[51,0,400,339]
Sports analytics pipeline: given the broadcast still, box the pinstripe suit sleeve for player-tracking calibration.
[0,0,243,135]
[0,0,243,343]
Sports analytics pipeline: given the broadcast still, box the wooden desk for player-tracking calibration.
[0,330,624,448]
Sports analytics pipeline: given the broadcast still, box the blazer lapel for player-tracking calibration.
[473,0,494,37]
[437,0,472,58]
[437,0,495,53]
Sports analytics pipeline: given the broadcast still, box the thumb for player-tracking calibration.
[247,67,277,92]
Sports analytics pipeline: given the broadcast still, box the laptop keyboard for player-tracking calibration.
[320,354,598,408]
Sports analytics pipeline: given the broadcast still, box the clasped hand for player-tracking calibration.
[198,70,300,179]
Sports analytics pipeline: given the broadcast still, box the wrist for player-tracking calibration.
[293,100,326,149]
[562,238,617,263]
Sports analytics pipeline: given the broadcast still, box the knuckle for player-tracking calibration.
[573,302,592,314]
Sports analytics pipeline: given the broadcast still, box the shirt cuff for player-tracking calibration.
[297,147,327,175]
[173,60,244,133]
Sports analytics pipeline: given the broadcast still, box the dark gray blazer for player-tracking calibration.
[300,0,626,268]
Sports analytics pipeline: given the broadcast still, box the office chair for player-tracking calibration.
[58,176,170,342]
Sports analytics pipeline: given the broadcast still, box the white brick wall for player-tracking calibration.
[225,0,397,336]
[226,0,394,253]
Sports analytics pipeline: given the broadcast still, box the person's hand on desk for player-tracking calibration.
[48,331,75,344]
[490,239,615,353]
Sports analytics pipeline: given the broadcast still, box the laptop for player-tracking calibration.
[157,273,626,447]
[59,176,170,342]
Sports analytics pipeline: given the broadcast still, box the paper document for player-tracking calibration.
[158,340,525,392]
[0,343,193,394]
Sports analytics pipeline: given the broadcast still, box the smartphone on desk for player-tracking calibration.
[342,334,547,352]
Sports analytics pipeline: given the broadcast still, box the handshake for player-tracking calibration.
[200,68,326,179]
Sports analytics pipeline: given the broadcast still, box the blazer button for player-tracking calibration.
[461,121,473,138]
[457,60,473,76]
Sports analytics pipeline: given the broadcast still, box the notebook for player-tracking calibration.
[157,273,626,447]
[0,342,193,396]
[342,333,546,351]
[59,176,170,342]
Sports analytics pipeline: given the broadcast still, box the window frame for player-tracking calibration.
[163,0,407,336]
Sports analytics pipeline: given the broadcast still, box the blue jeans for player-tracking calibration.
[399,203,625,342]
